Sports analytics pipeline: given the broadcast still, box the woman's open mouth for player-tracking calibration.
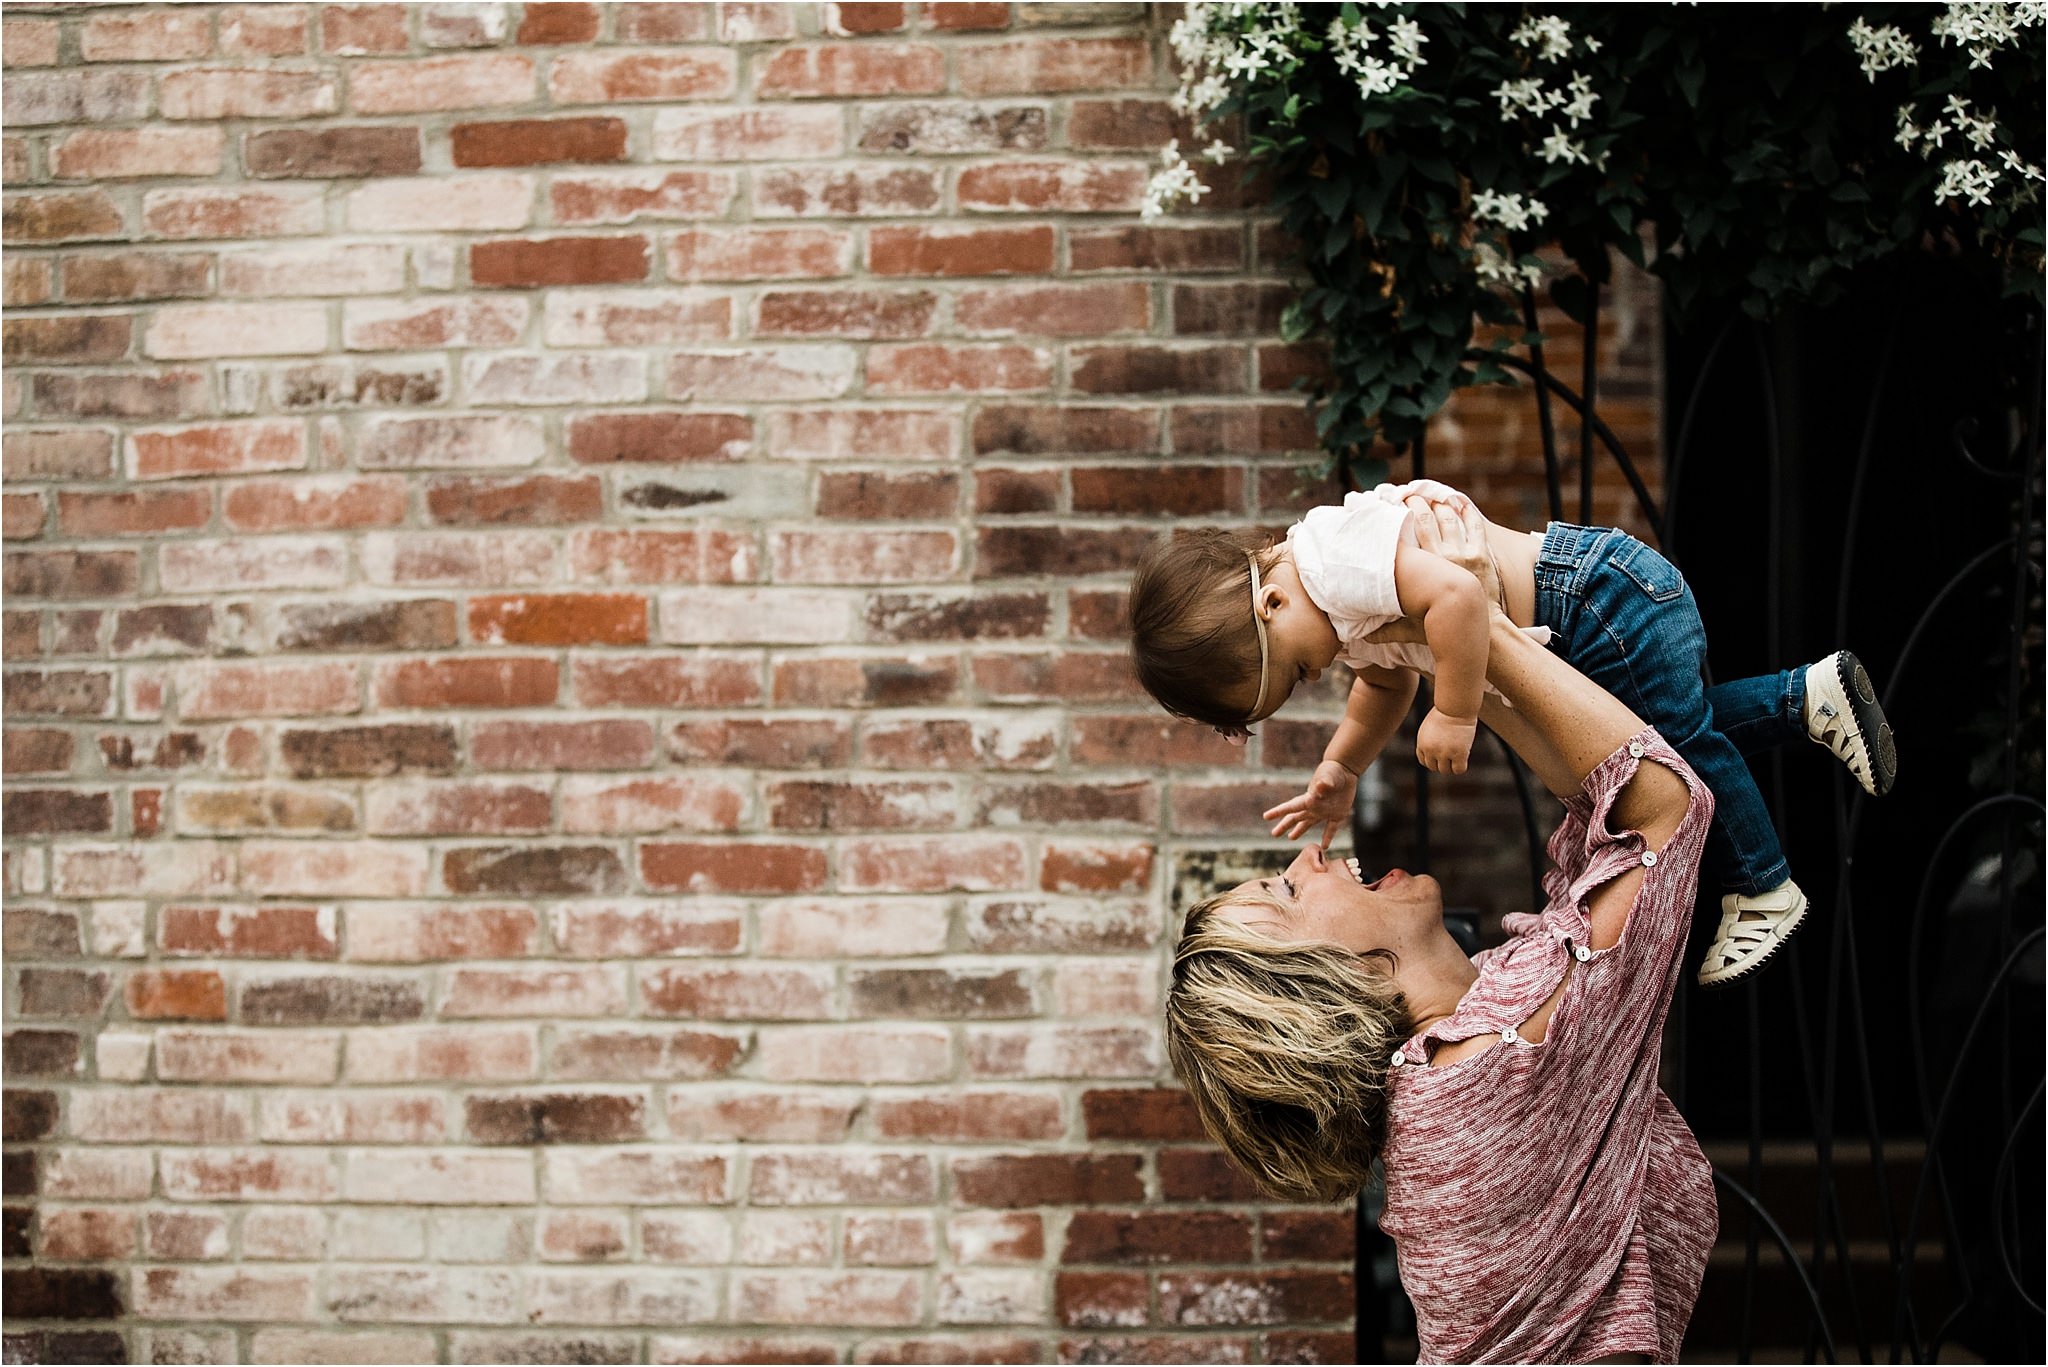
[1342,856,1364,884]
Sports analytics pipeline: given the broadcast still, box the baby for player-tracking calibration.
[1127,480,1899,988]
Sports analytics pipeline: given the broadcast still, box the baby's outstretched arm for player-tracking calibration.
[1264,666,1418,846]
[1393,539,1488,774]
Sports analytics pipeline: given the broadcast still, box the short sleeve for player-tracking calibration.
[1542,727,1714,1040]
[1287,494,1409,626]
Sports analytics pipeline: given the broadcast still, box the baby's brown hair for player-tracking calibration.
[1127,527,1277,731]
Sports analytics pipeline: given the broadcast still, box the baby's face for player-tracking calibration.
[1233,556,1342,724]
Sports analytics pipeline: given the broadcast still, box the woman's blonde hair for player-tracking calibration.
[1164,889,1412,1203]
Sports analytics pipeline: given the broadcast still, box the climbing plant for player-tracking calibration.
[1148,3,2047,462]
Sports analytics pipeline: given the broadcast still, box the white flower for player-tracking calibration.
[1473,240,1546,288]
[1472,188,1550,233]
[1387,15,1427,66]
[1561,72,1600,127]
[1583,33,1602,53]
[1896,104,1925,151]
[1202,138,1235,165]
[1934,157,1999,207]
[1510,14,1574,61]
[1932,1,2045,71]
[1847,17,1920,78]
[1493,76,1557,119]
[1537,129,1590,165]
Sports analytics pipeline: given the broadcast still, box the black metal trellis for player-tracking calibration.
[1348,264,2046,1363]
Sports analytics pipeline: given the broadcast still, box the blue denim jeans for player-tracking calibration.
[1533,523,1807,896]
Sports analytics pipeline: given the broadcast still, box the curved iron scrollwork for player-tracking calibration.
[1349,272,2045,1363]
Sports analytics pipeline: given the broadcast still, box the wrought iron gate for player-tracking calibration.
[1349,255,2045,1363]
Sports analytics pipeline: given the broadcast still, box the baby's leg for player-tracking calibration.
[1703,670,1805,758]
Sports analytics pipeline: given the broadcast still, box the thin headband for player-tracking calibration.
[1245,550,1270,722]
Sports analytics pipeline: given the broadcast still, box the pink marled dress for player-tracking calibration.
[1378,729,1719,1364]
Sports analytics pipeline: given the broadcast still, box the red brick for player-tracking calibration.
[518,3,600,43]
[871,1093,1063,1143]
[40,1209,138,1262]
[4,69,151,125]
[1071,225,1244,273]
[375,656,558,709]
[954,1154,1143,1209]
[756,44,944,98]
[1173,282,1291,335]
[827,3,907,34]
[668,347,856,401]
[617,5,714,41]
[817,469,959,520]
[3,190,126,244]
[771,408,955,462]
[1170,402,1314,453]
[143,185,324,239]
[3,491,45,539]
[471,718,654,771]
[345,905,538,961]
[1260,1210,1355,1263]
[640,842,827,894]
[567,412,750,465]
[5,668,115,718]
[756,288,937,340]
[544,289,731,346]
[957,161,1146,214]
[365,780,553,836]
[1157,1271,1352,1326]
[125,969,229,1021]
[1053,1272,1148,1329]
[343,297,525,350]
[926,3,1011,30]
[349,54,537,113]
[643,964,833,1020]
[653,106,843,160]
[855,103,1046,156]
[840,836,1027,892]
[466,347,646,403]
[734,1273,920,1328]
[551,169,737,224]
[767,778,957,832]
[4,549,139,600]
[1071,345,1248,395]
[869,226,1053,278]
[146,1210,229,1260]
[3,315,132,365]
[3,18,60,66]
[223,476,408,532]
[667,227,849,282]
[957,37,1150,94]
[160,67,337,120]
[221,6,310,57]
[246,125,422,179]
[973,469,1059,516]
[360,414,545,468]
[552,1027,740,1082]
[549,50,736,104]
[1158,1148,1262,1202]
[867,344,1051,394]
[4,729,73,774]
[454,117,627,167]
[417,474,598,527]
[568,528,757,584]
[58,252,212,303]
[571,654,761,709]
[441,846,625,898]
[551,904,740,958]
[957,282,1150,337]
[146,302,328,359]
[81,10,213,61]
[755,166,940,219]
[3,257,51,307]
[52,128,223,180]
[771,529,957,583]
[560,775,746,833]
[320,5,408,54]
[1066,1209,1255,1265]
[471,235,650,287]
[56,488,211,539]
[721,1,801,41]
[223,242,407,296]
[1067,98,1192,152]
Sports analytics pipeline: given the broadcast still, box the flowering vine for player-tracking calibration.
[1148,2,2046,463]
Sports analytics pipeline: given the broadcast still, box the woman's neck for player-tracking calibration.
[1395,924,1481,1036]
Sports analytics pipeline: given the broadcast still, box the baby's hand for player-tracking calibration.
[1261,759,1360,849]
[1415,708,1477,776]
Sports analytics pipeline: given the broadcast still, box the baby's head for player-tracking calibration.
[1129,528,1340,737]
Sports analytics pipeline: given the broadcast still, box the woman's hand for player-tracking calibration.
[1404,493,1505,616]
[1262,759,1360,848]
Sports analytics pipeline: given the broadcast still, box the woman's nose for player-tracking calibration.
[1288,845,1326,876]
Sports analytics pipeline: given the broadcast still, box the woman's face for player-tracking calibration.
[1210,844,1443,955]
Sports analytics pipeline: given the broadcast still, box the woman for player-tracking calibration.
[1165,500,1718,1363]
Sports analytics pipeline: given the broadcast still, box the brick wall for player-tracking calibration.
[1,4,1659,1363]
